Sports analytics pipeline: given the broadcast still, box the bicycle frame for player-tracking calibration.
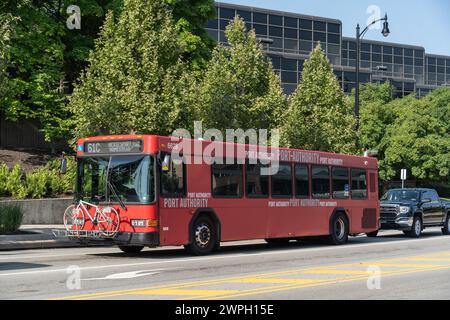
[77,200,108,224]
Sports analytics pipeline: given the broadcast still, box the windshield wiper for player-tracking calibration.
[107,180,128,212]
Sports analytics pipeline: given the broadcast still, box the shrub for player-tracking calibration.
[26,168,50,199]
[6,164,27,199]
[0,203,23,233]
[0,163,8,196]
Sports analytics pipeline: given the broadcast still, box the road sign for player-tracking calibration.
[401,169,407,188]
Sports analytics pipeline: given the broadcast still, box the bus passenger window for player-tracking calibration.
[161,156,185,196]
[351,169,367,199]
[246,162,269,198]
[212,162,243,197]
[332,167,349,199]
[295,164,309,198]
[272,163,292,198]
[312,166,330,199]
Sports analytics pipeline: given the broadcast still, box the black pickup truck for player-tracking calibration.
[379,188,450,238]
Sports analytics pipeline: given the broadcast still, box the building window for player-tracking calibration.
[254,24,267,36]
[312,166,330,199]
[220,8,236,20]
[272,163,293,198]
[327,33,340,44]
[212,162,243,197]
[269,26,282,37]
[269,14,282,26]
[284,28,297,39]
[314,32,326,43]
[237,10,251,21]
[328,23,340,34]
[281,58,297,71]
[295,164,309,198]
[299,18,311,29]
[285,16,298,28]
[351,169,367,199]
[299,30,312,41]
[332,167,349,199]
[246,162,269,198]
[313,20,326,31]
[253,12,267,24]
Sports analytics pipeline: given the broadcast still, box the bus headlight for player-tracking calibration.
[399,206,410,214]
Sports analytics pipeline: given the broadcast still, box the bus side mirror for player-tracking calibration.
[60,157,67,174]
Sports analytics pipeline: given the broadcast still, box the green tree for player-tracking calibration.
[359,81,395,151]
[281,43,356,153]
[0,0,122,145]
[69,0,193,139]
[379,93,450,182]
[165,0,216,70]
[195,16,286,132]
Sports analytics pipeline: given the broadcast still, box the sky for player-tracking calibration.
[219,0,450,56]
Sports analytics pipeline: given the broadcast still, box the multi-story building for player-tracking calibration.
[206,2,450,97]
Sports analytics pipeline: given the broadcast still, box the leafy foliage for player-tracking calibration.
[359,84,450,185]
[69,0,195,139]
[195,16,286,133]
[0,203,23,233]
[281,43,357,153]
[6,164,27,199]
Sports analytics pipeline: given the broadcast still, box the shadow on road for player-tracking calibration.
[87,229,448,260]
[0,262,51,271]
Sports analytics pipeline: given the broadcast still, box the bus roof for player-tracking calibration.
[77,134,378,169]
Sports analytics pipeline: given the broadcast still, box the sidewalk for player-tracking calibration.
[0,225,110,251]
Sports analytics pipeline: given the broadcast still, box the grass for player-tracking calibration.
[0,203,23,233]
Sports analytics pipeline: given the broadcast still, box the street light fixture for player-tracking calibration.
[355,13,390,129]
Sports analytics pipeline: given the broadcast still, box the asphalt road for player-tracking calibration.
[1,229,450,300]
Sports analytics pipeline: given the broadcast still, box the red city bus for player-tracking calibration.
[65,134,379,255]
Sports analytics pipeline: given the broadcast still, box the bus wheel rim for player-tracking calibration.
[335,218,345,239]
[195,223,211,248]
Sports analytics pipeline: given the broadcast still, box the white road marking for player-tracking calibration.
[1,235,450,278]
[82,269,164,281]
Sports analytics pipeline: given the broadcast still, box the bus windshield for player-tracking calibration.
[381,190,420,202]
[77,155,155,204]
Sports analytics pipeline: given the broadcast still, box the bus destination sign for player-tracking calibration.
[84,140,143,154]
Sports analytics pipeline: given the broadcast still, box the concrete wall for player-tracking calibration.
[0,198,73,224]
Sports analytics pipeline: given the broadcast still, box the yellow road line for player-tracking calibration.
[199,265,450,300]
[404,257,450,262]
[229,278,324,285]
[303,269,373,275]
[132,289,239,297]
[53,250,450,300]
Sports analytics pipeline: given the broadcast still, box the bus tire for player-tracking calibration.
[118,245,144,254]
[186,216,216,256]
[366,230,379,237]
[327,212,349,245]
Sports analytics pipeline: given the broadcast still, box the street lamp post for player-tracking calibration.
[355,13,390,129]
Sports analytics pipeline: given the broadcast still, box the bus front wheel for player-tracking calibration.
[186,216,216,256]
[118,245,144,254]
[327,213,349,245]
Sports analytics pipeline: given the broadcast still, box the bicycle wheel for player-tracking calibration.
[63,204,85,232]
[97,206,120,237]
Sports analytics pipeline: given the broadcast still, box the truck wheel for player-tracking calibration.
[327,212,349,245]
[406,216,422,238]
[442,215,450,235]
[366,230,379,238]
[118,246,144,254]
[186,216,216,256]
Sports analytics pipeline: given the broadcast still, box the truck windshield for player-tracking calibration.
[77,155,155,204]
[381,190,420,202]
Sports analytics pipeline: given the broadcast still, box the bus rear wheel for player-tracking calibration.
[118,245,144,254]
[327,213,349,245]
[186,216,216,256]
